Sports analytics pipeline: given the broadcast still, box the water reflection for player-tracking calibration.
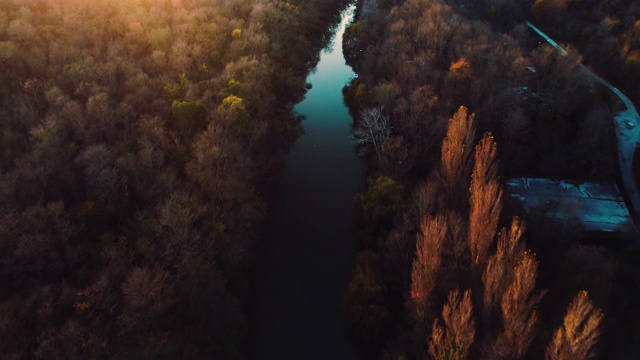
[248,4,363,360]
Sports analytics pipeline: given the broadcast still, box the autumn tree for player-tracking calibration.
[120,266,176,326]
[546,291,604,360]
[531,0,567,26]
[342,0,622,354]
[440,106,476,205]
[410,215,448,321]
[0,0,355,357]
[482,217,527,325]
[490,251,541,359]
[429,289,476,360]
[469,133,502,269]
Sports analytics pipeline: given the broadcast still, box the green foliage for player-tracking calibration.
[355,176,408,245]
[170,100,208,137]
[343,20,367,69]
[226,79,242,94]
[344,250,392,345]
[219,95,246,114]
[355,83,368,105]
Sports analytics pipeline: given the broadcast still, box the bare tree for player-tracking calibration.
[353,106,391,162]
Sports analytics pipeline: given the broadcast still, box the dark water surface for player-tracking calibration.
[248,4,362,359]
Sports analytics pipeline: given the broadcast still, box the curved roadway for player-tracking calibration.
[527,22,640,226]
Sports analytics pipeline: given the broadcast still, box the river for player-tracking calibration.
[248,4,363,359]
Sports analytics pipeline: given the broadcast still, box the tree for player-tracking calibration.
[379,135,414,179]
[482,217,526,325]
[573,104,616,180]
[469,133,502,269]
[410,215,447,321]
[0,202,76,278]
[158,191,207,263]
[429,289,476,360]
[499,108,531,171]
[355,176,407,243]
[121,266,175,317]
[440,106,476,204]
[546,291,603,360]
[492,251,541,359]
[344,250,392,345]
[75,144,123,211]
[0,40,16,63]
[531,0,567,26]
[353,106,391,163]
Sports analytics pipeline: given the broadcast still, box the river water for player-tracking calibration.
[248,4,362,359]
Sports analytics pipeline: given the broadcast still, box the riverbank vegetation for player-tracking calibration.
[343,0,640,358]
[0,0,349,357]
[528,0,640,106]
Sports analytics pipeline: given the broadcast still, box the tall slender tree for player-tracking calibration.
[491,251,541,359]
[469,133,502,269]
[429,289,476,360]
[410,215,448,321]
[546,291,604,360]
[440,106,476,204]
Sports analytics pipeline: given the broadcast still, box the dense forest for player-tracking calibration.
[0,0,350,357]
[529,0,640,106]
[2,0,640,358]
[343,0,640,359]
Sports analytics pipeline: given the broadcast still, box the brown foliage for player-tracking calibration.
[410,215,447,320]
[0,0,349,357]
[546,291,604,360]
[444,210,470,276]
[353,106,391,161]
[379,135,414,179]
[482,217,527,322]
[531,0,567,26]
[440,106,476,201]
[469,133,502,268]
[121,266,175,315]
[412,180,442,223]
[429,289,476,360]
[492,251,540,359]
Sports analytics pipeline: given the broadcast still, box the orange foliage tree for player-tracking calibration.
[469,132,502,269]
[410,215,448,321]
[440,106,476,204]
[546,291,604,360]
[429,289,476,360]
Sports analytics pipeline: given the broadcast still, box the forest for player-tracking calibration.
[343,0,640,359]
[1,0,640,359]
[0,0,350,357]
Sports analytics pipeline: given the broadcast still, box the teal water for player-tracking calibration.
[248,4,363,359]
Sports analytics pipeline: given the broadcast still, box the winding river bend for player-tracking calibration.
[248,4,362,359]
